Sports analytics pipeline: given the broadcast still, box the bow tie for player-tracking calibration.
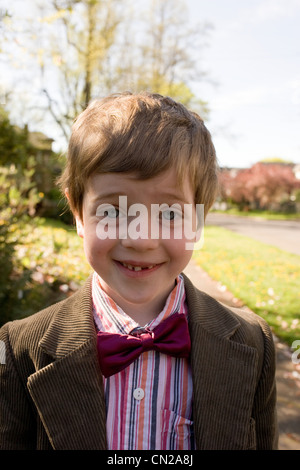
[97,312,191,378]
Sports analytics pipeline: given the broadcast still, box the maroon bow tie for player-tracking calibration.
[97,312,191,378]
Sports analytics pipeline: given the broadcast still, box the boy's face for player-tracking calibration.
[76,167,198,325]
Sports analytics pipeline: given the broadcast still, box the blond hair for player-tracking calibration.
[58,91,219,218]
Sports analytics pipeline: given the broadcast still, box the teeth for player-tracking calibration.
[121,262,155,271]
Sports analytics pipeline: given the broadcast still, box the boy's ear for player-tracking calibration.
[75,215,84,238]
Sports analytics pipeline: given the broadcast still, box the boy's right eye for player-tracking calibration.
[104,207,119,218]
[96,204,120,219]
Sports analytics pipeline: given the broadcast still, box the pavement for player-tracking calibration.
[205,212,300,256]
[184,260,300,451]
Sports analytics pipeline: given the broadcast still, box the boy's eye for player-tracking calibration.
[96,204,123,219]
[161,208,182,222]
[162,210,176,220]
[104,207,119,218]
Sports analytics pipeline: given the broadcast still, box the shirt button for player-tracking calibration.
[133,387,145,401]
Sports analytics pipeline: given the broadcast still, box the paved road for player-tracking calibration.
[206,212,300,256]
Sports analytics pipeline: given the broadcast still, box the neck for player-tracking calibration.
[111,295,166,326]
[98,279,175,326]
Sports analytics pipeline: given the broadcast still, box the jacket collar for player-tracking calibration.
[39,273,241,360]
[182,272,241,339]
[38,275,95,359]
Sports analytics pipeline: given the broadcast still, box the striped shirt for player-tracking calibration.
[92,272,195,450]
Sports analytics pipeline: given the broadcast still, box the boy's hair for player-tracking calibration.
[58,91,219,219]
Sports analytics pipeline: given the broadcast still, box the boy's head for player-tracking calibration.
[58,92,219,323]
[59,91,218,220]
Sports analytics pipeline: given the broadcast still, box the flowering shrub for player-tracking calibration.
[219,163,300,211]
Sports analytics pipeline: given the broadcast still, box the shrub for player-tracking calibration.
[0,159,41,325]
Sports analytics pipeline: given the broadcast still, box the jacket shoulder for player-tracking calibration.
[182,272,274,350]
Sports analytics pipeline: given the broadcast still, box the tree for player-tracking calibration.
[35,0,123,141]
[0,153,42,325]
[131,0,211,111]
[259,157,295,164]
[220,163,300,211]
[1,0,212,147]
[0,107,32,168]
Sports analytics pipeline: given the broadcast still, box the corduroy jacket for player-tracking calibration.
[0,273,278,450]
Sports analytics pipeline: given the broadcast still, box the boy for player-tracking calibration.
[0,92,277,450]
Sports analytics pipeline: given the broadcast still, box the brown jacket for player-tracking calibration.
[0,274,278,450]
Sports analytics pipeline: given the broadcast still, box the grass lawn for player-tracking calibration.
[193,225,300,347]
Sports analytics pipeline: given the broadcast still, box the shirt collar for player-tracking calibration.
[92,272,187,334]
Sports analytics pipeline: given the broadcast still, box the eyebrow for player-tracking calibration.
[91,192,127,204]
[92,191,192,205]
[154,192,192,205]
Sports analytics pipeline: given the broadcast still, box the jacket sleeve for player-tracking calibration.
[252,318,278,450]
[0,322,36,450]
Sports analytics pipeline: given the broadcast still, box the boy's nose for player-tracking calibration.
[119,215,160,251]
[120,232,160,251]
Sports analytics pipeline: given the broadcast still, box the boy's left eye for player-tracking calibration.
[161,208,182,221]
[162,210,176,220]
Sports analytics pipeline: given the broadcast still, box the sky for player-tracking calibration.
[1,0,300,169]
[185,0,300,168]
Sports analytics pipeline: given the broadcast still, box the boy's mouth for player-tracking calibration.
[119,261,157,272]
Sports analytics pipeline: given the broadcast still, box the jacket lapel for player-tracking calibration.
[27,277,107,450]
[183,274,259,450]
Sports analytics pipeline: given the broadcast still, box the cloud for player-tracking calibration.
[255,0,300,21]
[211,86,270,111]
[288,78,300,105]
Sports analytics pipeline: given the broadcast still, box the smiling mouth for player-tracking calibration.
[119,261,157,272]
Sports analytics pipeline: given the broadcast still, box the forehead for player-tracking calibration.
[84,167,194,204]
